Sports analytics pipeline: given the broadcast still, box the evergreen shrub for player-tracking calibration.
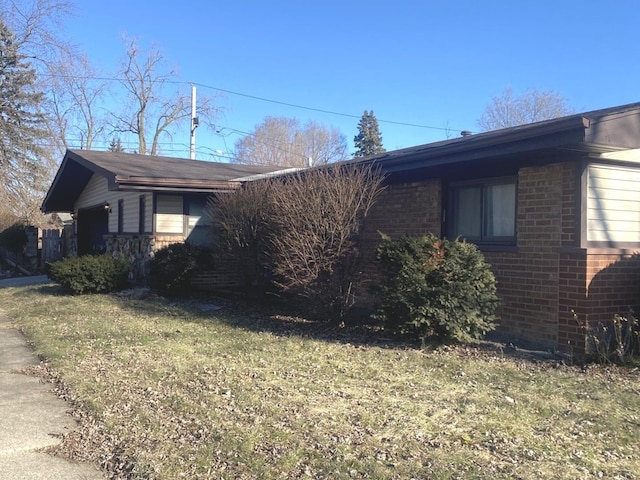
[48,254,130,294]
[149,242,213,296]
[374,234,499,344]
[0,223,28,254]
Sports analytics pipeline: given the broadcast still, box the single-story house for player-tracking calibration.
[41,149,286,281]
[42,102,640,353]
[355,102,640,353]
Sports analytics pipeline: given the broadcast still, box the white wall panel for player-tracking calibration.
[588,165,640,243]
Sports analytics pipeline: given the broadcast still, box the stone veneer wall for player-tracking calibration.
[104,234,242,291]
[105,234,181,285]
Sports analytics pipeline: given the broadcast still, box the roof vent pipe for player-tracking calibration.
[460,130,473,137]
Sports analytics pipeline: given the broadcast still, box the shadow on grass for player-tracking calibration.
[114,288,417,351]
[25,284,567,363]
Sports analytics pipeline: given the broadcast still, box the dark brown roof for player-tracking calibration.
[42,149,285,213]
[351,101,640,175]
[43,102,640,212]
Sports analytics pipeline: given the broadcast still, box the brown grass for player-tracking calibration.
[1,284,639,479]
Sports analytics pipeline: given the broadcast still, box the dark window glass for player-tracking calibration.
[450,179,516,243]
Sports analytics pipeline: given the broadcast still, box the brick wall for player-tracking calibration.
[191,253,242,291]
[585,253,640,323]
[484,163,566,348]
[356,180,442,305]
[557,250,588,351]
[359,163,576,350]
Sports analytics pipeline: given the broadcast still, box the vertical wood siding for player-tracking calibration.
[587,164,640,243]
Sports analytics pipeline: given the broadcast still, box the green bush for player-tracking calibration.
[374,234,499,344]
[48,254,131,294]
[149,242,213,296]
[0,223,27,254]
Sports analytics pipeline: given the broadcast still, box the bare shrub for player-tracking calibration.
[574,310,639,364]
[267,163,385,319]
[205,180,275,293]
[208,163,385,319]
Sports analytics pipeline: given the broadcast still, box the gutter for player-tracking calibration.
[114,176,241,191]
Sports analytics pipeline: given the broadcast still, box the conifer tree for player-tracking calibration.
[109,137,125,152]
[0,19,48,221]
[353,110,385,157]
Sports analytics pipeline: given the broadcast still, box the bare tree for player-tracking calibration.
[112,37,220,156]
[478,87,573,131]
[0,0,74,223]
[47,52,110,154]
[1,0,74,73]
[233,116,348,167]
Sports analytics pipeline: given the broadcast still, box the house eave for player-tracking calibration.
[114,176,241,192]
[354,104,640,176]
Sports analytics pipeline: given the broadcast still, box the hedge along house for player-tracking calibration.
[356,102,640,354]
[41,149,285,282]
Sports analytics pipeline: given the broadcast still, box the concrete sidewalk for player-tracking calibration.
[0,275,50,289]
[0,305,105,479]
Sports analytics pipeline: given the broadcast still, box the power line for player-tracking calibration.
[40,72,466,133]
[192,82,459,133]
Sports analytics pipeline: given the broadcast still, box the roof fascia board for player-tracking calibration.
[355,115,590,172]
[114,176,241,190]
[65,150,118,184]
[380,129,588,173]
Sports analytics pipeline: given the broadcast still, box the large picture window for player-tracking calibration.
[449,178,516,243]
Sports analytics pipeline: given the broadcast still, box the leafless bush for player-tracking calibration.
[267,163,385,319]
[574,310,640,364]
[205,180,274,293]
[208,163,386,319]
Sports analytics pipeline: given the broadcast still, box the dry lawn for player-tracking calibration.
[1,284,639,479]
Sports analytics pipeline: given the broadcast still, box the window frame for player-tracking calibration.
[447,176,517,245]
[139,195,146,234]
[117,199,124,234]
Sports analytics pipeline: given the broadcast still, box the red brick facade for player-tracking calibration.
[357,180,442,305]
[359,161,640,353]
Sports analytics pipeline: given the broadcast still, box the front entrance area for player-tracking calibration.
[76,206,109,255]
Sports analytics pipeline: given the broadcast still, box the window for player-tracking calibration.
[139,195,146,234]
[186,196,214,247]
[449,178,516,243]
[117,199,124,234]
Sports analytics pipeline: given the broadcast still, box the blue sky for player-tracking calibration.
[64,0,640,160]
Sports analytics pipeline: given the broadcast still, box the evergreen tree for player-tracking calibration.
[353,110,385,157]
[109,137,125,152]
[0,20,48,221]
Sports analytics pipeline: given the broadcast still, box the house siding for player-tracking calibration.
[587,164,640,244]
[75,174,106,209]
[75,174,152,234]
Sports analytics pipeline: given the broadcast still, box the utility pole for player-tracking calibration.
[190,84,199,159]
